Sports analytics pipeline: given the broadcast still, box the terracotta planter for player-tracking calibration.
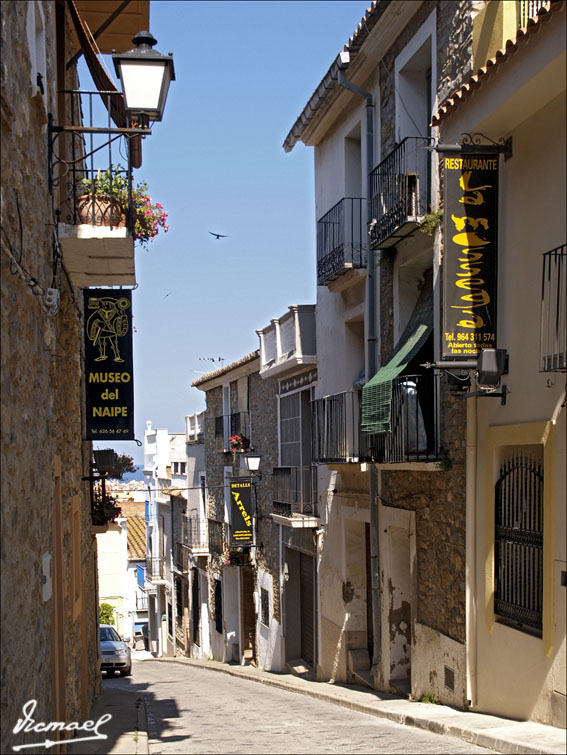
[76,194,126,227]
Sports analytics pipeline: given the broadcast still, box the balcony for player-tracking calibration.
[369,137,433,249]
[317,198,366,286]
[136,593,148,611]
[312,378,442,466]
[540,245,566,372]
[180,515,209,556]
[372,374,442,464]
[311,390,364,464]
[519,1,549,27]
[145,557,166,583]
[257,305,316,380]
[272,466,318,527]
[49,90,136,288]
[214,411,251,453]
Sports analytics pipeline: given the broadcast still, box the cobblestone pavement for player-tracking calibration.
[108,659,496,754]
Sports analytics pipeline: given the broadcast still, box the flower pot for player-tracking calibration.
[76,194,126,227]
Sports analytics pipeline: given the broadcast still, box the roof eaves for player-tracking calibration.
[191,350,260,388]
[432,2,563,126]
[283,1,382,153]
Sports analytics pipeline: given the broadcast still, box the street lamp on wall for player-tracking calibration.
[112,31,175,127]
[244,452,262,478]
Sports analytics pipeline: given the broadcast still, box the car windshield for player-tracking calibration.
[100,626,121,642]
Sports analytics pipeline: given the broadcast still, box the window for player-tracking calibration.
[173,462,187,475]
[26,2,47,102]
[214,577,223,634]
[260,587,270,627]
[494,453,543,634]
[280,393,301,466]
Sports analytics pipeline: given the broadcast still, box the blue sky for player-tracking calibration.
[87,1,370,464]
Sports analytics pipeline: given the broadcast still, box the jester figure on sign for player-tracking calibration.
[86,296,130,362]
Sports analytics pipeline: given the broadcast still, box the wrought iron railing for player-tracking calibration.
[214,411,251,453]
[49,90,134,232]
[519,0,549,27]
[145,557,165,581]
[180,516,209,551]
[311,390,361,463]
[272,466,318,517]
[136,593,148,611]
[369,137,433,248]
[208,519,225,555]
[317,198,366,285]
[372,374,442,463]
[495,455,543,633]
[540,245,566,372]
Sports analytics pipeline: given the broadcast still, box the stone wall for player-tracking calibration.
[1,3,99,750]
[198,361,280,652]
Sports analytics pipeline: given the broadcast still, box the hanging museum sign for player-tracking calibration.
[84,289,134,440]
[442,154,499,358]
[230,480,254,546]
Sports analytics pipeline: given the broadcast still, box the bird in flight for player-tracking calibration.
[209,232,227,239]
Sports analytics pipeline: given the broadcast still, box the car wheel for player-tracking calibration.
[119,666,132,677]
[106,669,116,677]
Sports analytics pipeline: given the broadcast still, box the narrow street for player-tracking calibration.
[106,657,495,754]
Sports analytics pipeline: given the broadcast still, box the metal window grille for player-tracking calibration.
[540,245,566,372]
[494,455,543,633]
[260,587,270,627]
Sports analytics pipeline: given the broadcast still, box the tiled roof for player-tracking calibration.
[127,516,146,560]
[431,2,563,125]
[191,350,260,388]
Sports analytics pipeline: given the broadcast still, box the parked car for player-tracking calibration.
[99,624,132,677]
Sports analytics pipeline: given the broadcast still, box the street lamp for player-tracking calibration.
[244,452,262,477]
[112,31,175,126]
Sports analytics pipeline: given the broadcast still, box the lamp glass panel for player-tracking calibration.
[120,61,166,112]
[245,454,261,472]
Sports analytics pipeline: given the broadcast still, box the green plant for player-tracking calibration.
[99,602,114,625]
[419,690,440,704]
[419,209,443,236]
[77,165,169,250]
[438,458,453,472]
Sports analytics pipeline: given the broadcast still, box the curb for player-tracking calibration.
[150,656,564,755]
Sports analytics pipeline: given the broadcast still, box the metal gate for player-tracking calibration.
[494,455,543,633]
[300,552,315,667]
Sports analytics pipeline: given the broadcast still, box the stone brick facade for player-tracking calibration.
[194,353,280,660]
[1,2,100,750]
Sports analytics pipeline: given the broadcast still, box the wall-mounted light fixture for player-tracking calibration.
[112,31,175,127]
[244,452,262,479]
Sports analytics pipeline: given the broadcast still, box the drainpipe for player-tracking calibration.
[465,393,478,708]
[336,51,382,679]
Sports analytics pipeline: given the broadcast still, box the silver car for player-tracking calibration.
[99,624,132,677]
